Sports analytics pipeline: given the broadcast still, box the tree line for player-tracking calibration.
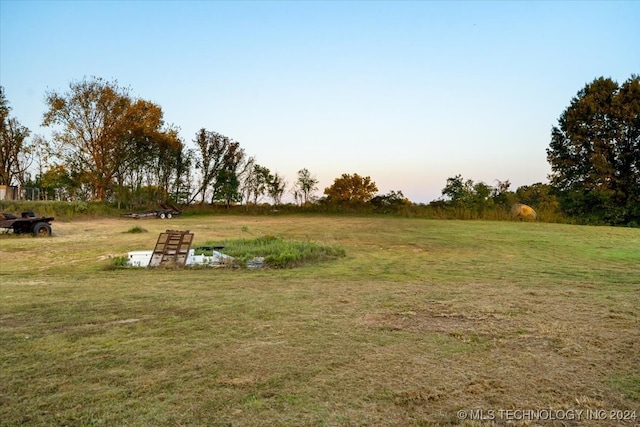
[0,78,321,209]
[1,75,638,225]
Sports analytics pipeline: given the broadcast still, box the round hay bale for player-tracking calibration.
[510,203,537,221]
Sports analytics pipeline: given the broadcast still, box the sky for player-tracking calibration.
[1,0,639,203]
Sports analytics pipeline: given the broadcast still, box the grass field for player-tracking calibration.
[1,215,639,426]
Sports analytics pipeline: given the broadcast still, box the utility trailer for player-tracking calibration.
[0,211,54,237]
[121,203,182,220]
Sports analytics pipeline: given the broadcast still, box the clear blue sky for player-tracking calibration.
[1,0,638,203]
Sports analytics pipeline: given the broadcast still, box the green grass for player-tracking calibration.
[197,235,345,268]
[610,374,640,401]
[0,216,638,426]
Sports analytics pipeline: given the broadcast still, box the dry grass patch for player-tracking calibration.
[1,216,638,426]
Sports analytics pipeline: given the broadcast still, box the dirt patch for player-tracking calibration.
[216,375,258,387]
[359,310,515,336]
[106,318,142,325]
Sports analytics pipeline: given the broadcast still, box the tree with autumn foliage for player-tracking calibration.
[547,75,640,225]
[115,100,187,205]
[324,173,378,204]
[42,77,184,202]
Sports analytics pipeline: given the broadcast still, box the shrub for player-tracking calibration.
[125,226,148,234]
[71,201,89,213]
[104,255,130,270]
[197,236,345,268]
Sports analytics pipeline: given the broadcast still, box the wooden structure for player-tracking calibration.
[148,230,194,267]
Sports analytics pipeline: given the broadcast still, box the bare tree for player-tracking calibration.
[0,86,33,189]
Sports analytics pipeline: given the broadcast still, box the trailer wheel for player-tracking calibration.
[159,213,166,219]
[32,222,52,237]
[166,213,172,219]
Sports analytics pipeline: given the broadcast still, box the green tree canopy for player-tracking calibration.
[440,174,515,216]
[370,190,412,213]
[267,172,287,206]
[192,128,244,204]
[212,141,244,207]
[294,168,318,205]
[547,75,640,225]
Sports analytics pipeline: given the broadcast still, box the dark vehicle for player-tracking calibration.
[121,203,182,220]
[0,211,54,237]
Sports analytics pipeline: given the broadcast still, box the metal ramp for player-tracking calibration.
[148,230,194,267]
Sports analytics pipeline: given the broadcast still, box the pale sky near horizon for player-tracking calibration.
[1,0,638,203]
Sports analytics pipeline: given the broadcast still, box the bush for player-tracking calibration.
[197,236,345,268]
[125,226,148,234]
[104,255,130,270]
[0,201,121,220]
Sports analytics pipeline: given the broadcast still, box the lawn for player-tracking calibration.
[1,215,638,426]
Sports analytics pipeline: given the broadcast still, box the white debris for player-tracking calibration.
[246,257,265,268]
[127,248,233,268]
[128,251,153,267]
